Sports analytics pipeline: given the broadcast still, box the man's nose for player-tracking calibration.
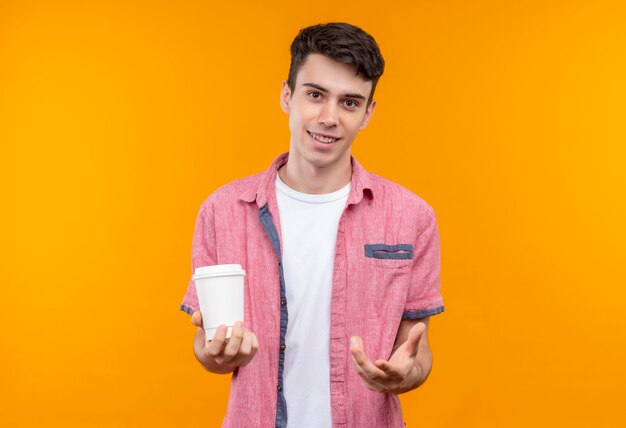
[318,102,338,127]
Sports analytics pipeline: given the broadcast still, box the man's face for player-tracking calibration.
[280,53,376,171]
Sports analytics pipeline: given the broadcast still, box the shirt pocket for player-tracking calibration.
[364,243,414,269]
[357,243,413,321]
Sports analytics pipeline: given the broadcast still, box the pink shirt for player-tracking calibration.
[181,153,444,428]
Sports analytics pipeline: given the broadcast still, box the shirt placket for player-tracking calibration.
[258,201,289,428]
[329,207,349,427]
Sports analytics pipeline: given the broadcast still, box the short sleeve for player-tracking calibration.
[402,208,445,320]
[180,201,217,316]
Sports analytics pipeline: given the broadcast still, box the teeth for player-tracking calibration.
[310,132,337,144]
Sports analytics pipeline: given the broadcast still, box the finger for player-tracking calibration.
[352,360,387,392]
[349,336,389,382]
[250,333,260,358]
[251,333,259,351]
[350,355,384,391]
[374,359,407,381]
[205,325,228,359]
[191,311,203,328]
[348,341,368,376]
[231,330,253,367]
[230,330,259,367]
[221,321,245,364]
[239,331,253,356]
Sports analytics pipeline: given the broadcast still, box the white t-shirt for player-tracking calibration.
[275,174,350,428]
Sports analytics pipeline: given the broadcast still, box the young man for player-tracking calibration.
[181,23,444,427]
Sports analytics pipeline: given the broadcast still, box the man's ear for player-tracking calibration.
[280,81,291,114]
[359,100,376,130]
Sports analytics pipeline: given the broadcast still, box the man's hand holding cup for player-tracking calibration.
[192,311,259,374]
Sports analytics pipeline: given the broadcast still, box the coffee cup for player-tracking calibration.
[193,264,245,340]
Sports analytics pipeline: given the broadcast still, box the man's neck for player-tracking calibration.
[278,156,351,194]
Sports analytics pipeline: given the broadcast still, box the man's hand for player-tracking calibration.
[192,311,259,374]
[350,321,430,394]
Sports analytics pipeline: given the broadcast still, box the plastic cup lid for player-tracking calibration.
[193,264,246,280]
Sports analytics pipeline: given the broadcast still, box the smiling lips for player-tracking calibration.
[308,131,340,144]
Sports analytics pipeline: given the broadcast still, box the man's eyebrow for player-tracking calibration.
[302,83,367,100]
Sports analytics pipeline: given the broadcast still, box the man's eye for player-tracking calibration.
[345,100,359,108]
[309,91,321,99]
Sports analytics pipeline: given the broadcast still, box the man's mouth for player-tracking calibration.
[308,131,340,144]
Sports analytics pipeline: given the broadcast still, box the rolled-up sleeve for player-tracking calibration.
[180,200,217,316]
[402,208,445,320]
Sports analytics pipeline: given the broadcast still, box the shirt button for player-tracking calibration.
[280,298,286,306]
[280,343,286,351]
[277,384,282,392]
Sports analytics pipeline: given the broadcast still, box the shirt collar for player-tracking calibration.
[238,152,374,207]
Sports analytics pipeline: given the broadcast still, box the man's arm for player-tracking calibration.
[350,317,432,394]
[182,203,260,374]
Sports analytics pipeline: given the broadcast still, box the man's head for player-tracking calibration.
[279,23,385,184]
[286,23,385,107]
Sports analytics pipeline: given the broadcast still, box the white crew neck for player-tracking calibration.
[275,174,350,204]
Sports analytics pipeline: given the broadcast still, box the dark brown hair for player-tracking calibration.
[287,23,385,107]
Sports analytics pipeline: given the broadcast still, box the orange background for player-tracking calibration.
[1,0,625,426]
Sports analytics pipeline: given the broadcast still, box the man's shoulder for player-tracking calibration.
[366,170,435,217]
[198,171,264,211]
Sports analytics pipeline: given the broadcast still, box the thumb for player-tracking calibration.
[191,311,204,328]
[406,322,425,356]
[349,336,364,354]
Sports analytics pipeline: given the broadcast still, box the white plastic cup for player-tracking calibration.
[193,264,245,340]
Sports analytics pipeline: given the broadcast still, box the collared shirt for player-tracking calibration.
[181,153,444,428]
